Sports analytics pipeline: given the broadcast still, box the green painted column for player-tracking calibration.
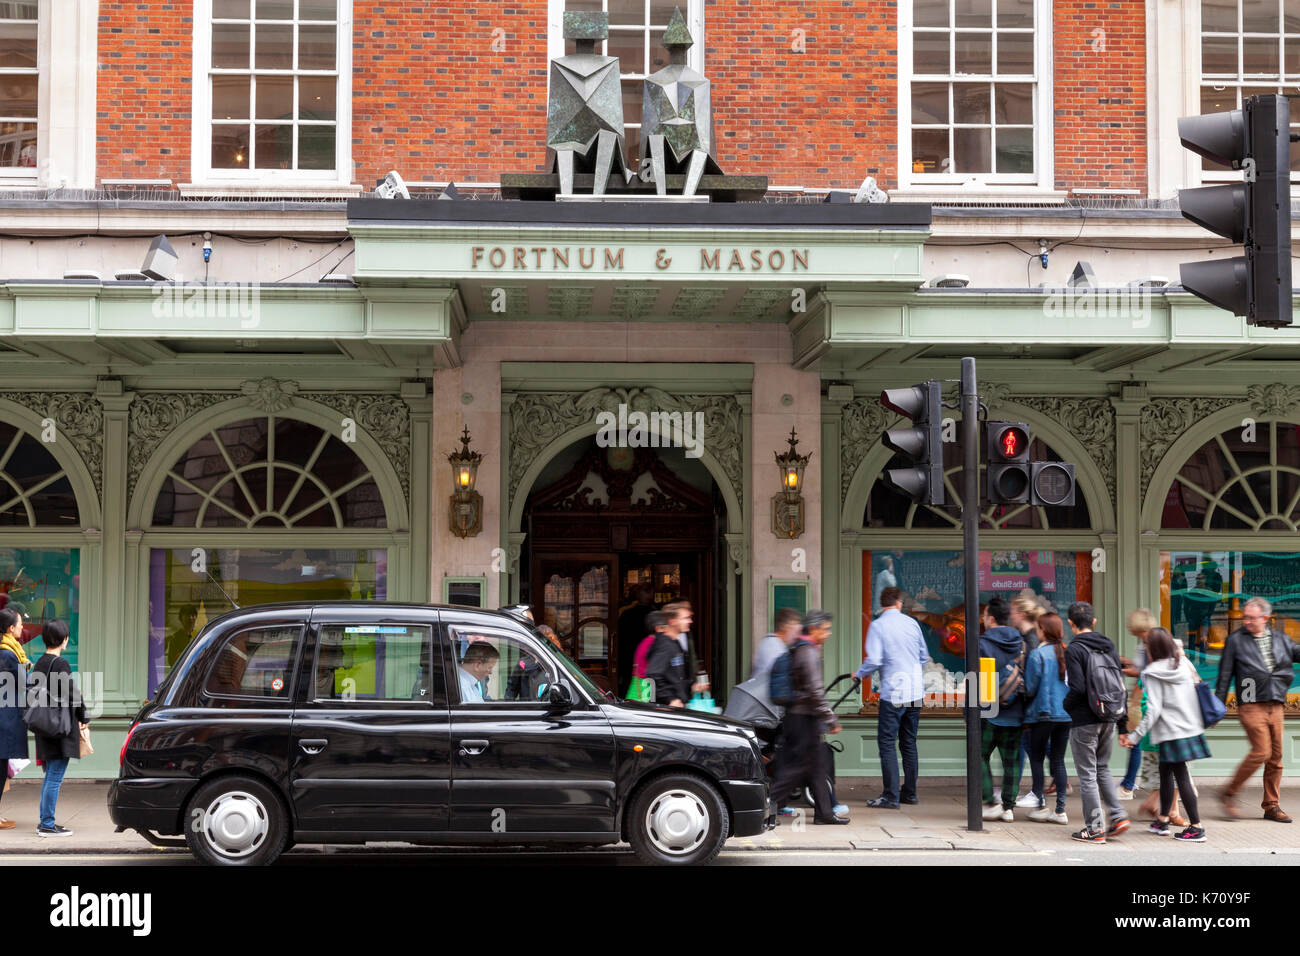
[96,378,136,714]
[402,379,432,602]
[821,389,853,681]
[1111,384,1148,659]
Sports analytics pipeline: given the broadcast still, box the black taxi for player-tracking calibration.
[109,601,769,866]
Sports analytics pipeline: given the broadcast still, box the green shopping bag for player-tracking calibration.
[626,676,653,703]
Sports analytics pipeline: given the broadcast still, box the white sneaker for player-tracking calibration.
[982,803,1006,820]
[1016,792,1044,808]
[1000,809,1014,822]
[1117,787,1135,801]
[1027,806,1053,822]
[1047,810,1069,825]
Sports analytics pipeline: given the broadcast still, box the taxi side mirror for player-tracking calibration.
[548,682,573,710]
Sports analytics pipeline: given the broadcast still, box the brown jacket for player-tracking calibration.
[787,640,836,730]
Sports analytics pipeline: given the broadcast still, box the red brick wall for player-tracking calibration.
[705,0,898,189]
[351,2,549,187]
[1052,0,1146,191]
[97,1,193,184]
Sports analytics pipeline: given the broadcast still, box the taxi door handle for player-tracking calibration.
[299,738,329,755]
[459,739,490,756]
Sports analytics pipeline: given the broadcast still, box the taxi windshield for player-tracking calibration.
[532,628,607,701]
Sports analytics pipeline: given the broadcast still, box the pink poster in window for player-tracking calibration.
[978,550,1058,592]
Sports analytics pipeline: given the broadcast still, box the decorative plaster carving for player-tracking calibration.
[729,288,788,321]
[1,392,104,497]
[546,286,594,319]
[724,532,747,575]
[1246,383,1300,418]
[839,399,891,506]
[670,288,725,321]
[1017,396,1117,507]
[242,377,299,413]
[1139,397,1240,499]
[127,392,235,502]
[507,388,744,513]
[610,286,660,320]
[299,392,412,503]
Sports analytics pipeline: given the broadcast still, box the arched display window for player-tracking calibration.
[0,416,92,672]
[143,414,399,695]
[1154,418,1300,700]
[851,431,1104,713]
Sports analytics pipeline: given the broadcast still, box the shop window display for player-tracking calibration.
[0,548,80,672]
[148,546,385,696]
[862,549,1093,707]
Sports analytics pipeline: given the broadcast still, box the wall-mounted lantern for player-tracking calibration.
[448,425,484,538]
[772,427,811,539]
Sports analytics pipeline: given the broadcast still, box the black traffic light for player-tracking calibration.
[1178,94,1294,328]
[986,421,1030,504]
[1030,461,1076,507]
[880,381,944,505]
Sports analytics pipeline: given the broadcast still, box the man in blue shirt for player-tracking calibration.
[857,586,930,809]
[458,641,499,704]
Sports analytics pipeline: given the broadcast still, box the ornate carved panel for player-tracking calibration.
[1138,397,1241,500]
[2,392,104,497]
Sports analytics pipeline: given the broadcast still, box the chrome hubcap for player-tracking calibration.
[202,791,269,858]
[645,789,709,857]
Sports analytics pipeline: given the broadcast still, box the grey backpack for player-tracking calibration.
[1084,647,1127,722]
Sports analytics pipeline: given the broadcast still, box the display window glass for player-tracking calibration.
[0,547,80,672]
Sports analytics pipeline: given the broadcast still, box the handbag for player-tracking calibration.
[22,680,71,738]
[1196,680,1227,728]
[78,724,93,757]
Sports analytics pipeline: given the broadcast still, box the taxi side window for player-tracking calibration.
[450,629,553,705]
[314,624,443,705]
[204,625,302,700]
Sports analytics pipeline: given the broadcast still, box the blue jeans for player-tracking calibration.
[1121,741,1142,791]
[877,699,921,803]
[40,758,69,829]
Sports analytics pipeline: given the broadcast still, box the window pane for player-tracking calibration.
[1288,37,1300,77]
[299,23,336,69]
[1243,35,1280,73]
[954,82,991,122]
[649,28,668,72]
[301,0,336,19]
[1202,0,1238,32]
[0,20,36,68]
[609,0,644,26]
[996,0,1033,28]
[1201,84,1238,115]
[607,30,643,73]
[997,31,1034,73]
[914,0,949,27]
[0,423,79,524]
[205,626,300,698]
[649,0,677,24]
[256,0,294,18]
[211,124,250,168]
[996,126,1033,172]
[315,624,432,702]
[1202,34,1240,74]
[212,74,251,119]
[914,31,951,73]
[213,22,251,68]
[621,78,640,128]
[912,127,949,173]
[565,0,602,11]
[256,23,293,68]
[0,549,80,672]
[994,82,1033,123]
[0,121,35,167]
[214,0,250,18]
[955,0,991,28]
[0,75,36,117]
[255,74,293,119]
[1287,2,1300,32]
[912,82,950,123]
[954,127,991,172]
[298,123,335,169]
[255,123,292,168]
[1241,0,1277,33]
[299,74,336,119]
[955,32,992,73]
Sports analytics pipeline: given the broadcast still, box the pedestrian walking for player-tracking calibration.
[1120,628,1209,842]
[1063,601,1130,843]
[645,602,704,708]
[979,596,1027,821]
[29,620,87,837]
[856,586,928,809]
[1009,594,1044,809]
[0,607,29,830]
[767,610,847,825]
[1120,609,1189,824]
[1215,597,1300,823]
[1023,612,1071,824]
[752,607,802,693]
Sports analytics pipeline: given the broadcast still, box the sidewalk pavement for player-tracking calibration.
[2,778,1299,856]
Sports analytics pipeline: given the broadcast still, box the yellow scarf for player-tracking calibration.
[0,632,29,667]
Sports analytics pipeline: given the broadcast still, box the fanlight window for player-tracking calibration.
[1160,420,1300,531]
[151,416,385,528]
[864,434,1092,530]
[0,422,79,527]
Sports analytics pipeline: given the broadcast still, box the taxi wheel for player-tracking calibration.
[185,775,289,867]
[628,773,728,866]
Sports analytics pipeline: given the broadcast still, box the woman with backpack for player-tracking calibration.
[28,620,87,837]
[1023,612,1071,824]
[1119,627,1208,842]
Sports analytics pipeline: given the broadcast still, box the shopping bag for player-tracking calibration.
[625,677,653,703]
[78,724,93,757]
[1196,681,1227,729]
[7,758,29,778]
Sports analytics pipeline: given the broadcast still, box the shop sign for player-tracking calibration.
[469,245,811,273]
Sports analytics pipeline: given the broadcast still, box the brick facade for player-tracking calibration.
[91,0,1149,194]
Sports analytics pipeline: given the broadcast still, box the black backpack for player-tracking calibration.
[769,639,808,707]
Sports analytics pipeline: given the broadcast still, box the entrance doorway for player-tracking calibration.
[521,440,724,696]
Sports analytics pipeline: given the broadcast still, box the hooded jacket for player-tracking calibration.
[1063,630,1128,731]
[1129,654,1204,746]
[979,625,1027,727]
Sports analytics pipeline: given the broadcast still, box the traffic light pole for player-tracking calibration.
[961,357,982,832]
